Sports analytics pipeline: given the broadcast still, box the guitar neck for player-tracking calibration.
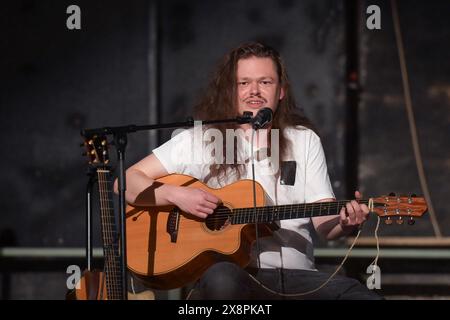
[231,199,371,224]
[97,168,123,300]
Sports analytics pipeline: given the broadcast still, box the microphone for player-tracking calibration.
[251,107,273,130]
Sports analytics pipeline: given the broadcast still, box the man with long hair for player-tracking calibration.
[118,42,381,299]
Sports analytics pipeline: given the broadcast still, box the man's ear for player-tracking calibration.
[279,87,285,100]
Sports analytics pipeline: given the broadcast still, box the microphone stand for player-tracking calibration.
[81,112,253,300]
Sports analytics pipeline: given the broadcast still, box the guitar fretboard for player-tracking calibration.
[97,168,123,300]
[230,200,371,224]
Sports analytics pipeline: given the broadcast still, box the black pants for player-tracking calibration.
[188,262,383,300]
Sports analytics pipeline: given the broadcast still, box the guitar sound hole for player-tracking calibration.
[205,205,232,231]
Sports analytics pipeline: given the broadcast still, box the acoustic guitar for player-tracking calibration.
[125,174,427,290]
[71,135,153,300]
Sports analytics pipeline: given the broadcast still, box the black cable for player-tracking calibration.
[250,129,261,269]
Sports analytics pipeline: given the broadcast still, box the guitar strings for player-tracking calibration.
[134,196,412,224]
[208,201,371,214]
[98,170,118,297]
[199,200,375,223]
[97,169,107,300]
[98,170,113,297]
[98,169,122,298]
[194,200,414,226]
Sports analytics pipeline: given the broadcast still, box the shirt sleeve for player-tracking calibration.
[304,131,335,203]
[152,129,194,174]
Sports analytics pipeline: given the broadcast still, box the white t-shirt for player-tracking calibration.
[152,126,335,270]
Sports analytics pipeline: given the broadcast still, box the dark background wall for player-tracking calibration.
[1,0,151,248]
[0,0,449,299]
[359,0,450,237]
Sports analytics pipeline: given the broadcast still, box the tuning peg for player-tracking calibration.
[384,217,393,225]
[408,217,415,225]
[396,217,404,225]
[389,192,396,196]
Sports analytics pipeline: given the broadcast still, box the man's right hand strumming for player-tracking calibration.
[167,186,221,219]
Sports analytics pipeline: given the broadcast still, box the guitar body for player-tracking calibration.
[69,270,107,300]
[126,174,273,289]
[68,270,155,300]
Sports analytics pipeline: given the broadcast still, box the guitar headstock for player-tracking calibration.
[371,193,427,225]
[82,135,110,166]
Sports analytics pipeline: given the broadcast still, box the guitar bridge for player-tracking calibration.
[167,207,180,243]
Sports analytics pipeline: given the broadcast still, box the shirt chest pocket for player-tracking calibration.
[279,161,297,186]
